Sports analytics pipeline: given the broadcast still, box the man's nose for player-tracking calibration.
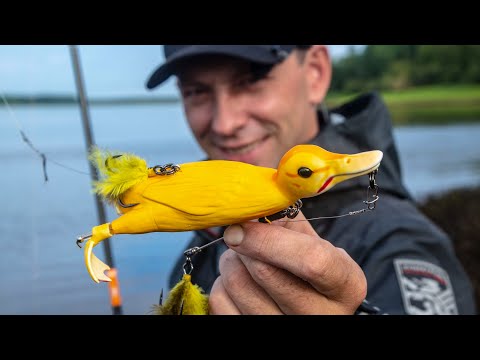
[211,91,247,136]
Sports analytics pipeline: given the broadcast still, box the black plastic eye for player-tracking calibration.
[298,167,313,178]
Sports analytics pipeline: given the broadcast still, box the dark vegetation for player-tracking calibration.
[419,185,480,312]
[331,45,480,92]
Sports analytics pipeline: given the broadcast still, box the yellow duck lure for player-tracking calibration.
[78,144,383,313]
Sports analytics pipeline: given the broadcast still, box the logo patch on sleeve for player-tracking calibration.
[394,259,458,315]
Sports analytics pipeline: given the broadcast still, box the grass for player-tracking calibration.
[325,85,480,126]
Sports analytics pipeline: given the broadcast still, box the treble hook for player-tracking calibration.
[76,234,92,248]
[259,199,303,223]
[117,197,139,208]
[364,170,379,210]
[179,300,185,315]
[183,256,194,275]
[369,169,378,189]
[104,154,123,172]
[156,287,184,314]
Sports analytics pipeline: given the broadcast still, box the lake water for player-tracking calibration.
[1,104,479,315]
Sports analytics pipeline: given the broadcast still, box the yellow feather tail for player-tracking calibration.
[151,274,209,315]
[88,146,149,204]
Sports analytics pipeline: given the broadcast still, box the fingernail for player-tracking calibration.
[224,225,244,246]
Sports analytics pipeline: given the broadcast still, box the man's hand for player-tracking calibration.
[208,212,367,314]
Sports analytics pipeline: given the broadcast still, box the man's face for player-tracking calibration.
[175,50,324,168]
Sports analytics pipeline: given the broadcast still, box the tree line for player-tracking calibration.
[331,45,480,92]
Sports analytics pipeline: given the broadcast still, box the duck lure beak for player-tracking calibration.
[318,150,383,194]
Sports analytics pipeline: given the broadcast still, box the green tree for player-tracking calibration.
[331,45,480,92]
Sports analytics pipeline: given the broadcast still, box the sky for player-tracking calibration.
[0,45,364,98]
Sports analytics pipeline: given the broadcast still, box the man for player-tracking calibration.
[145,45,476,314]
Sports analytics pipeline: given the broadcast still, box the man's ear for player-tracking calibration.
[304,45,332,105]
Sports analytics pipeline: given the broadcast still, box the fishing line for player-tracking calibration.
[185,172,380,257]
[1,93,89,180]
[185,208,377,257]
[276,208,372,222]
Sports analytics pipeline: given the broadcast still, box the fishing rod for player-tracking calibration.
[69,45,123,315]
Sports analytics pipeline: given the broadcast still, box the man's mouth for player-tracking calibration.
[218,136,269,155]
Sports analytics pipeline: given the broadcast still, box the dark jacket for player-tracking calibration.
[169,92,477,315]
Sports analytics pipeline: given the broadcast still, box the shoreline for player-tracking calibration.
[2,85,480,126]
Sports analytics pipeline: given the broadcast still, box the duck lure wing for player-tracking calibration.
[77,145,383,284]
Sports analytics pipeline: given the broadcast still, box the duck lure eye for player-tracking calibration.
[298,167,313,178]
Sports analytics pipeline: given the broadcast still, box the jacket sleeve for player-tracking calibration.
[320,195,477,315]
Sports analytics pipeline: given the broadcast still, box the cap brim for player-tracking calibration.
[146,45,280,90]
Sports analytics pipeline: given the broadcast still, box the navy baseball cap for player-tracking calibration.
[146,45,298,89]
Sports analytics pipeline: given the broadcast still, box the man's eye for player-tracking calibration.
[236,75,268,89]
[182,88,205,98]
[236,77,257,87]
